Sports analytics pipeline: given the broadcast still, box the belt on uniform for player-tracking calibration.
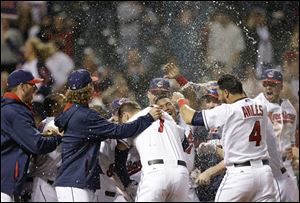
[105,191,116,197]
[280,167,287,174]
[47,179,54,185]
[233,159,269,167]
[147,159,187,167]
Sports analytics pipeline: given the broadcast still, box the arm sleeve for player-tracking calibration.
[114,147,131,187]
[191,111,205,126]
[201,104,228,130]
[11,113,61,154]
[88,111,154,140]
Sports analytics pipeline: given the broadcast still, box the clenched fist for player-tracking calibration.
[148,105,162,120]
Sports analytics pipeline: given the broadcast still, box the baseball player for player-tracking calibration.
[173,74,277,202]
[53,69,162,202]
[29,93,66,202]
[190,89,225,202]
[117,101,190,202]
[255,69,299,201]
[1,69,62,202]
[95,98,141,202]
[154,95,199,202]
[147,77,171,105]
[94,98,137,202]
[264,118,299,202]
[94,138,127,202]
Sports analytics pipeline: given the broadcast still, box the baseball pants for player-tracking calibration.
[55,186,94,202]
[215,160,276,202]
[274,170,299,202]
[135,161,189,202]
[1,192,13,202]
[31,177,58,202]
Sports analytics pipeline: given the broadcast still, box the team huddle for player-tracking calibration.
[1,63,299,202]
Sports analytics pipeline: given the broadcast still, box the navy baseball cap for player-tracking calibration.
[7,69,43,88]
[111,97,130,114]
[261,69,283,84]
[67,69,98,90]
[149,78,170,94]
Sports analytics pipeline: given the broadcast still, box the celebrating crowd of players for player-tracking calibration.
[1,60,299,202]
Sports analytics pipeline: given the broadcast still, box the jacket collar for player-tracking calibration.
[3,92,32,111]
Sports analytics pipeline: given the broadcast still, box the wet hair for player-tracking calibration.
[66,85,93,105]
[154,95,171,105]
[217,74,243,94]
[43,93,66,117]
[200,95,219,104]
[118,101,141,119]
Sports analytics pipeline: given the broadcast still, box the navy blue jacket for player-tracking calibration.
[54,103,154,190]
[1,96,62,195]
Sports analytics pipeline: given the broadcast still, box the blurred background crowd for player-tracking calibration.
[1,1,299,143]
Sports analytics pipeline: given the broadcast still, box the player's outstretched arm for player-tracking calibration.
[172,92,205,126]
[163,62,188,87]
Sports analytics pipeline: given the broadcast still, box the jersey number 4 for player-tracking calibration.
[249,121,261,146]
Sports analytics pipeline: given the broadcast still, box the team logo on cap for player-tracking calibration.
[267,71,274,78]
[157,81,163,88]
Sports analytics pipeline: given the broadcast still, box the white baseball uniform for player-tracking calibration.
[256,93,297,178]
[30,117,60,202]
[256,93,299,200]
[202,97,276,202]
[256,93,297,155]
[265,119,299,202]
[95,139,127,202]
[1,192,14,202]
[124,107,189,202]
[178,116,200,202]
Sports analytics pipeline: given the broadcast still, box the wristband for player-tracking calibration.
[176,75,189,86]
[178,98,188,109]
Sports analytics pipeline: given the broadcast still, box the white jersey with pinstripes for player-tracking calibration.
[255,93,297,154]
[202,97,270,166]
[124,107,186,168]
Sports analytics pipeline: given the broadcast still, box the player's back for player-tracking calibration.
[127,107,186,167]
[203,98,269,166]
[128,108,190,202]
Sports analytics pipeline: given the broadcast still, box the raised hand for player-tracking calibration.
[163,63,180,79]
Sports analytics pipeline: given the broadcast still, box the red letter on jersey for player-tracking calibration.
[249,121,261,146]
